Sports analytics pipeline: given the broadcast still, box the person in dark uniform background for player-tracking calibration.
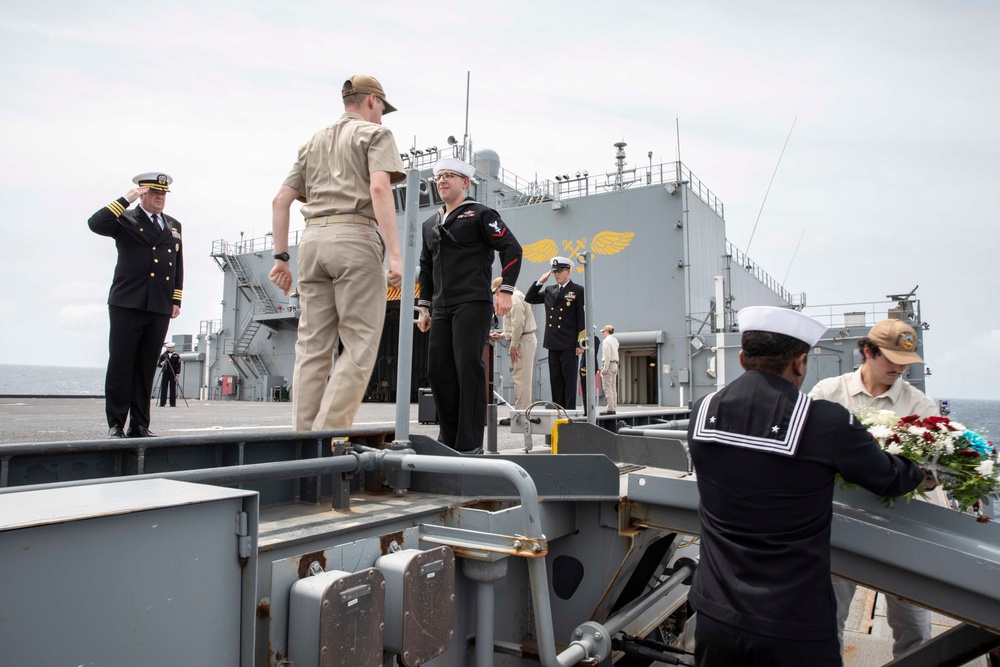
[89,172,183,438]
[524,256,585,410]
[157,341,182,407]
[686,306,923,667]
[417,157,522,452]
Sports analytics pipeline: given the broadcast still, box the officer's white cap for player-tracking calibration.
[550,256,574,271]
[133,172,172,192]
[164,341,176,348]
[432,158,476,179]
[737,306,826,347]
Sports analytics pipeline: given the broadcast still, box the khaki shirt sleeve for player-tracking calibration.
[367,127,406,184]
[282,144,308,194]
[508,298,527,347]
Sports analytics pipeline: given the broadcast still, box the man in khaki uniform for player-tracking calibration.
[269,74,405,431]
[599,324,620,414]
[490,276,537,413]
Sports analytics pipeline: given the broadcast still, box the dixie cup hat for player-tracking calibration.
[737,306,827,347]
[433,157,476,179]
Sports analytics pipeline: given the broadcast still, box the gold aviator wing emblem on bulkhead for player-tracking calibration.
[522,232,635,272]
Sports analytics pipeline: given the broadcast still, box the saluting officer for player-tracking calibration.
[418,157,522,452]
[89,172,183,438]
[524,256,585,409]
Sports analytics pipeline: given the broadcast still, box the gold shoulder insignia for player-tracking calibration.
[591,231,635,255]
[522,238,558,263]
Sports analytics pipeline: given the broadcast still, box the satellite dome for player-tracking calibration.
[473,149,501,178]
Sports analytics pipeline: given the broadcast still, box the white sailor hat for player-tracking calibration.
[432,157,476,179]
[737,306,826,347]
[164,341,176,348]
[550,256,574,271]
[133,172,172,192]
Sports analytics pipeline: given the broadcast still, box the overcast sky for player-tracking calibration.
[1,0,997,399]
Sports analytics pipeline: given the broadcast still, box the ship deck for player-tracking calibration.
[1,397,993,665]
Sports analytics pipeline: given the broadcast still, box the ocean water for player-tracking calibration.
[1,364,997,439]
[0,364,106,396]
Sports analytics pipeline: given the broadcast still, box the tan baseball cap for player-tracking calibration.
[868,319,924,365]
[491,277,503,293]
[343,74,397,113]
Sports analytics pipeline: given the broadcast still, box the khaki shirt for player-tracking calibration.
[808,368,938,418]
[500,290,536,348]
[283,112,405,220]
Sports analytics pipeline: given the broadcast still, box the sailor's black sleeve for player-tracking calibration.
[480,208,521,291]
[817,401,923,497]
[88,197,129,238]
[417,216,436,309]
[523,281,544,305]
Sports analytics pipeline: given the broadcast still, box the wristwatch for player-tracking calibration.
[273,252,290,261]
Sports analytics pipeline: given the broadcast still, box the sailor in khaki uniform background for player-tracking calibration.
[524,256,585,409]
[88,172,183,438]
[269,74,405,432]
[490,276,537,416]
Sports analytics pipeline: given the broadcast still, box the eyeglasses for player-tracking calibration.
[435,172,466,182]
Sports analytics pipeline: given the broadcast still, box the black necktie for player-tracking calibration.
[152,213,162,230]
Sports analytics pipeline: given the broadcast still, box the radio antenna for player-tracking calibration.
[463,71,471,159]
[746,116,796,255]
[782,230,805,285]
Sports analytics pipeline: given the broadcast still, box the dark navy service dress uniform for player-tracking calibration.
[524,279,585,409]
[89,198,183,433]
[686,370,922,666]
[157,350,182,407]
[419,197,521,451]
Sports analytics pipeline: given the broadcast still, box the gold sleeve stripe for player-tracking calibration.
[107,201,125,216]
[173,290,183,299]
[577,330,586,342]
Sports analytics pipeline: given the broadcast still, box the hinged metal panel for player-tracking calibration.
[288,568,386,667]
[376,546,456,666]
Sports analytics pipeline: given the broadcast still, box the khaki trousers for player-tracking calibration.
[511,332,537,410]
[601,361,619,412]
[292,222,386,431]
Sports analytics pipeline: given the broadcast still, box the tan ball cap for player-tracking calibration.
[343,74,397,113]
[868,319,924,365]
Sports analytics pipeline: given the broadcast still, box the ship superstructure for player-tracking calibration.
[192,141,800,405]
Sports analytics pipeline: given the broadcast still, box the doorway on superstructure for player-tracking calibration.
[619,348,658,406]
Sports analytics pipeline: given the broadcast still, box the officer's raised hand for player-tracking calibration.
[125,186,149,203]
[538,270,552,283]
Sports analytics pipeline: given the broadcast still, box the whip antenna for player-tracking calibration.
[746,116,796,254]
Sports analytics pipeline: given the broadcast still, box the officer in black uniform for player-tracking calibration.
[157,342,182,407]
[524,256,585,409]
[89,172,183,438]
[686,306,923,666]
[418,157,522,452]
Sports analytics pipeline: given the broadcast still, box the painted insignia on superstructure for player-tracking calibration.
[522,232,635,272]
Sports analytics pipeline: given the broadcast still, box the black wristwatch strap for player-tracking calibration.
[273,252,290,261]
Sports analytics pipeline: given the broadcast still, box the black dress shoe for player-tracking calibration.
[600,410,616,416]
[498,417,511,426]
[126,425,157,438]
[108,425,125,438]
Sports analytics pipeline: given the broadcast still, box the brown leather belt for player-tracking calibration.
[305,213,377,227]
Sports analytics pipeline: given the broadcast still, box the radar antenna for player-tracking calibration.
[613,141,627,191]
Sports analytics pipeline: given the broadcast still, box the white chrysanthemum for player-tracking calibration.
[976,460,995,477]
[869,425,893,440]
[887,443,904,455]
[873,410,899,427]
[943,436,956,455]
[908,426,928,438]
[950,421,967,432]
